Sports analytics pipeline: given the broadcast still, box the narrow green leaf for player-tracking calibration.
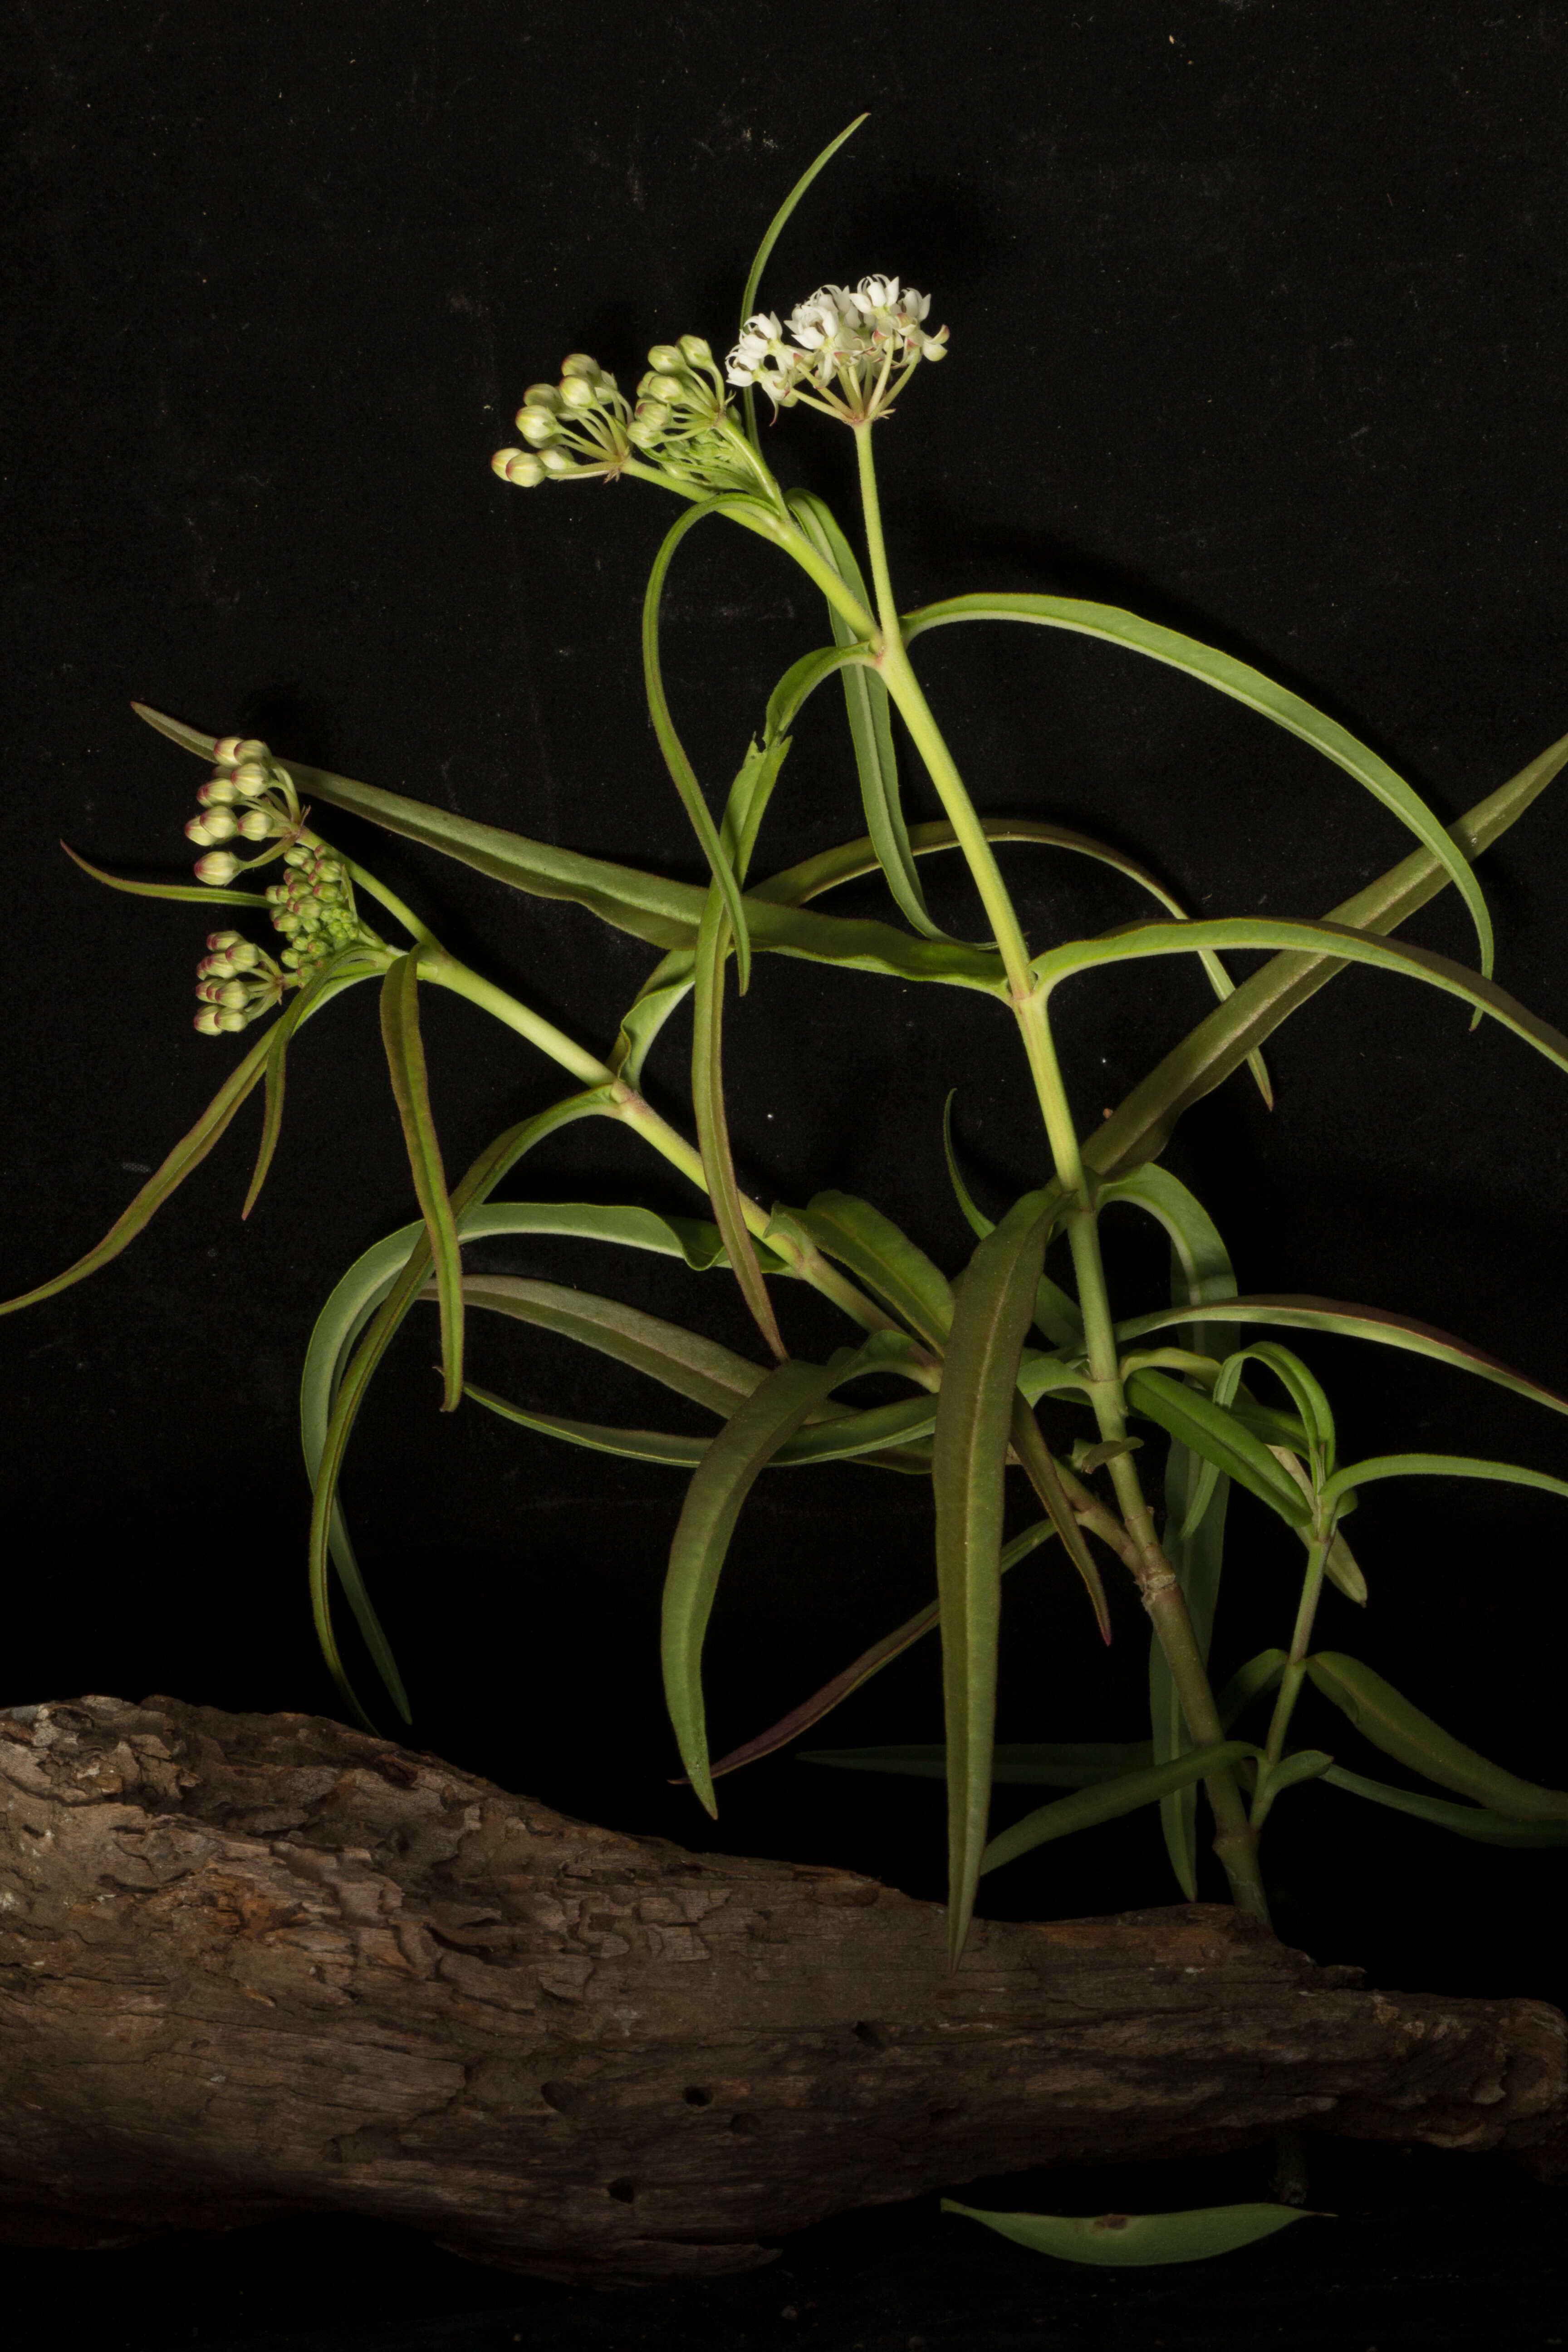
[804,1740,1154,1787]
[903,590,1494,978]
[464,1374,935,1468]
[1320,1764,1568,1846]
[0,982,356,1319]
[1218,1344,1337,1481]
[720,734,793,883]
[1321,1449,1568,1515]
[692,881,786,1359]
[788,490,947,937]
[737,117,867,445]
[643,498,760,988]
[380,953,464,1412]
[1305,1652,1568,1821]
[454,1275,769,1414]
[795,1191,955,1352]
[465,1388,709,1466]
[933,1189,1055,1965]
[1009,1397,1112,1641]
[1117,1296,1568,1426]
[1083,726,1568,1184]
[664,1351,864,1814]
[980,1741,1260,1875]
[132,700,219,757]
[62,842,272,910]
[1251,1747,1334,1809]
[304,1090,618,1724]
[703,1523,1058,1784]
[941,1090,995,1241]
[1126,1369,1312,1527]
[942,2199,1318,2268]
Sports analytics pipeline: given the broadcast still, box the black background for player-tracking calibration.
[6,5,1568,2345]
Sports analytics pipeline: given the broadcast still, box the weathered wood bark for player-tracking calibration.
[1,1694,1563,2285]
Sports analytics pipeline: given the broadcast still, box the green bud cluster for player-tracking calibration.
[491,354,633,487]
[263,843,360,971]
[620,334,764,495]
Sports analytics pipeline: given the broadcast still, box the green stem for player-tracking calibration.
[416,949,615,1088]
[346,862,437,948]
[1252,1533,1332,1829]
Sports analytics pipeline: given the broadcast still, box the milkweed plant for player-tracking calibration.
[9,119,1568,2267]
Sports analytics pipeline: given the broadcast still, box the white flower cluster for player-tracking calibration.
[183,737,364,1035]
[725,276,947,421]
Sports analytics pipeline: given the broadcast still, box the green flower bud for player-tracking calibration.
[539,446,578,475]
[522,383,562,411]
[559,375,598,411]
[645,373,685,403]
[647,343,684,372]
[679,334,712,366]
[634,398,671,429]
[235,739,269,762]
[193,1005,226,1036]
[236,808,280,841]
[274,911,302,934]
[227,940,261,970]
[559,353,600,379]
[625,420,663,451]
[185,816,218,847]
[197,775,240,807]
[213,736,245,765]
[499,450,546,486]
[195,850,242,886]
[217,1007,248,1033]
[282,845,312,867]
[265,883,289,905]
[206,930,243,952]
[516,407,559,447]
[232,760,270,794]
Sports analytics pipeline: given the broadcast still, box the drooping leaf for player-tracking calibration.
[663,1349,867,1815]
[932,1189,1055,1965]
[1320,1449,1568,1516]
[691,880,787,1357]
[1125,1370,1313,1527]
[380,953,465,1412]
[1305,1652,1568,1821]
[452,1275,769,1415]
[794,1191,956,1352]
[980,1741,1261,1875]
[1008,1397,1112,1640]
[941,2198,1318,2267]
[1320,1764,1568,1847]
[703,1522,1058,1784]
[464,1377,936,1469]
[1117,1296,1568,1425]
[902,590,1494,977]
[1082,726,1568,1184]
[1214,1649,1288,1729]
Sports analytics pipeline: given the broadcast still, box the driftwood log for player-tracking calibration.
[1,1694,1563,2286]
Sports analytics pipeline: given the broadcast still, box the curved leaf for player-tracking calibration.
[736,116,867,446]
[980,1741,1260,1875]
[692,881,786,1357]
[1116,1295,1568,1425]
[933,1190,1055,1964]
[453,1275,768,1414]
[1305,1652,1568,1821]
[380,953,464,1411]
[663,1349,866,1814]
[62,841,272,910]
[1126,1369,1312,1527]
[794,1191,955,1352]
[1321,1448,1568,1515]
[1320,1764,1568,1847]
[902,590,1493,977]
[464,1374,935,1470]
[942,2199,1317,2267]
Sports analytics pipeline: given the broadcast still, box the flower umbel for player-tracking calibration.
[725,274,947,423]
[493,338,777,502]
[185,737,369,1035]
[491,355,634,489]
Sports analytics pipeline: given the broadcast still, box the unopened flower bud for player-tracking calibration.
[647,343,685,372]
[195,851,241,886]
[282,844,311,867]
[516,407,559,447]
[217,1007,248,1032]
[186,815,217,847]
[206,930,243,952]
[212,736,245,765]
[500,451,546,486]
[679,334,712,366]
[522,383,561,412]
[560,353,600,379]
[559,374,598,410]
[194,1005,225,1035]
[645,373,685,403]
[198,808,240,843]
[197,775,240,807]
[236,807,279,840]
[232,760,269,794]
[539,446,578,475]
[634,398,671,430]
[235,738,269,762]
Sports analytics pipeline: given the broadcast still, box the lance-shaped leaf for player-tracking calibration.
[933,1189,1055,1966]
[452,1275,768,1415]
[1083,725,1568,1184]
[1116,1296,1568,1424]
[380,953,464,1411]
[1008,1398,1112,1640]
[643,497,764,988]
[1319,1449,1568,1516]
[787,489,946,938]
[305,1090,618,1725]
[804,1740,1154,1787]
[1215,1649,1288,1728]
[704,1522,1058,1784]
[62,841,272,910]
[692,881,786,1359]
[1305,1652,1568,1821]
[794,1192,955,1352]
[465,1382,936,1470]
[2,967,367,1320]
[942,2199,1317,2268]
[1320,1764,1568,1847]
[1125,1369,1312,1527]
[736,116,866,447]
[902,590,1494,977]
[980,1741,1261,1876]
[663,1349,867,1815]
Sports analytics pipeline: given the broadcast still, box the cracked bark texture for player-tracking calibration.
[0,1693,1563,2286]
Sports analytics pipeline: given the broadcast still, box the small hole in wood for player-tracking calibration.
[729,2112,763,2136]
[853,2019,892,2050]
[539,2080,585,2114]
[682,2085,713,2107]
[606,2176,637,2202]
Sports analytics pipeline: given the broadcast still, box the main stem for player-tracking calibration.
[853,421,1270,1926]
